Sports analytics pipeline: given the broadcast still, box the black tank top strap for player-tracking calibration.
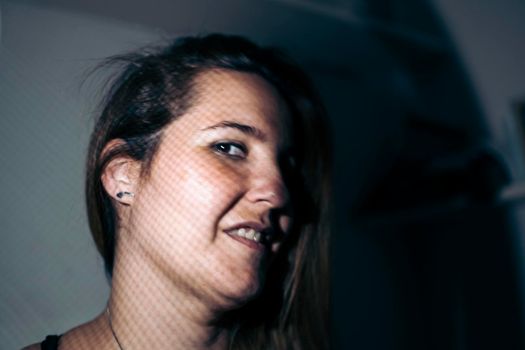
[41,335,61,350]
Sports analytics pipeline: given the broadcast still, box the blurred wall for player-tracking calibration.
[0,3,160,348]
[432,0,525,178]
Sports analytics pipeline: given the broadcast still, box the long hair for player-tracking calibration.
[85,34,332,350]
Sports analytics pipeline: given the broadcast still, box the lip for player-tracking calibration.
[225,221,270,233]
[224,221,273,251]
[226,233,266,251]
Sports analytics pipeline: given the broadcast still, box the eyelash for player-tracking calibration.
[212,141,248,159]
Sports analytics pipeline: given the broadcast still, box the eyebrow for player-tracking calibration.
[202,121,266,140]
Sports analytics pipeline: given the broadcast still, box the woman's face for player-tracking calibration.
[127,69,293,307]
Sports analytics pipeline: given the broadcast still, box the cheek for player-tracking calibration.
[279,216,292,234]
[149,154,243,226]
[128,156,245,269]
[269,216,293,253]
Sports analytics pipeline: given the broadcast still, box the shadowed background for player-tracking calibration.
[1,0,524,349]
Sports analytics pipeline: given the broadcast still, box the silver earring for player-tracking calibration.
[116,191,134,199]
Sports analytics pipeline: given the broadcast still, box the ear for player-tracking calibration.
[100,140,141,205]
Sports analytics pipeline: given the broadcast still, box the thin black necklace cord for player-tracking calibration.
[106,307,125,350]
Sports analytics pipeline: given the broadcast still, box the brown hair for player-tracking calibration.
[85,34,332,350]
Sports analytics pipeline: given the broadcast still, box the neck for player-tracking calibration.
[107,235,231,350]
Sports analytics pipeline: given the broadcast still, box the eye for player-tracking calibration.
[213,142,247,159]
[288,154,297,169]
[281,150,297,171]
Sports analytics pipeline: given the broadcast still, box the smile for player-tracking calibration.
[230,227,263,242]
[224,224,274,251]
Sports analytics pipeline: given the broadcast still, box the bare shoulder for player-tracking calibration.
[20,313,109,350]
[21,343,41,350]
[58,313,113,349]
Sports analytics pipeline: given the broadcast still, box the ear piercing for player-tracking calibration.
[116,191,134,199]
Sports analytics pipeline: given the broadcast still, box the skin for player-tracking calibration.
[25,69,294,349]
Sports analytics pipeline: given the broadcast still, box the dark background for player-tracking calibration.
[1,0,524,349]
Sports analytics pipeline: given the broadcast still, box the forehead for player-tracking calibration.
[170,69,292,144]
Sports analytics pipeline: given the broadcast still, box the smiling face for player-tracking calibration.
[123,69,294,307]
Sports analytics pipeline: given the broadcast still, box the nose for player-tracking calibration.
[246,159,289,209]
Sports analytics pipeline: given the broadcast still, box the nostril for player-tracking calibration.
[248,174,289,208]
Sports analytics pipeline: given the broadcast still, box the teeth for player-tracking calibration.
[231,228,263,243]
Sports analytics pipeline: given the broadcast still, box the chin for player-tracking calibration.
[215,274,266,310]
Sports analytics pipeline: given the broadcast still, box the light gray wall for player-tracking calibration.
[0,3,161,348]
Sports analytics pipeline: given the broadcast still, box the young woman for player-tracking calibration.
[25,34,332,350]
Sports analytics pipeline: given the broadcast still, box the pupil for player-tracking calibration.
[218,144,230,153]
